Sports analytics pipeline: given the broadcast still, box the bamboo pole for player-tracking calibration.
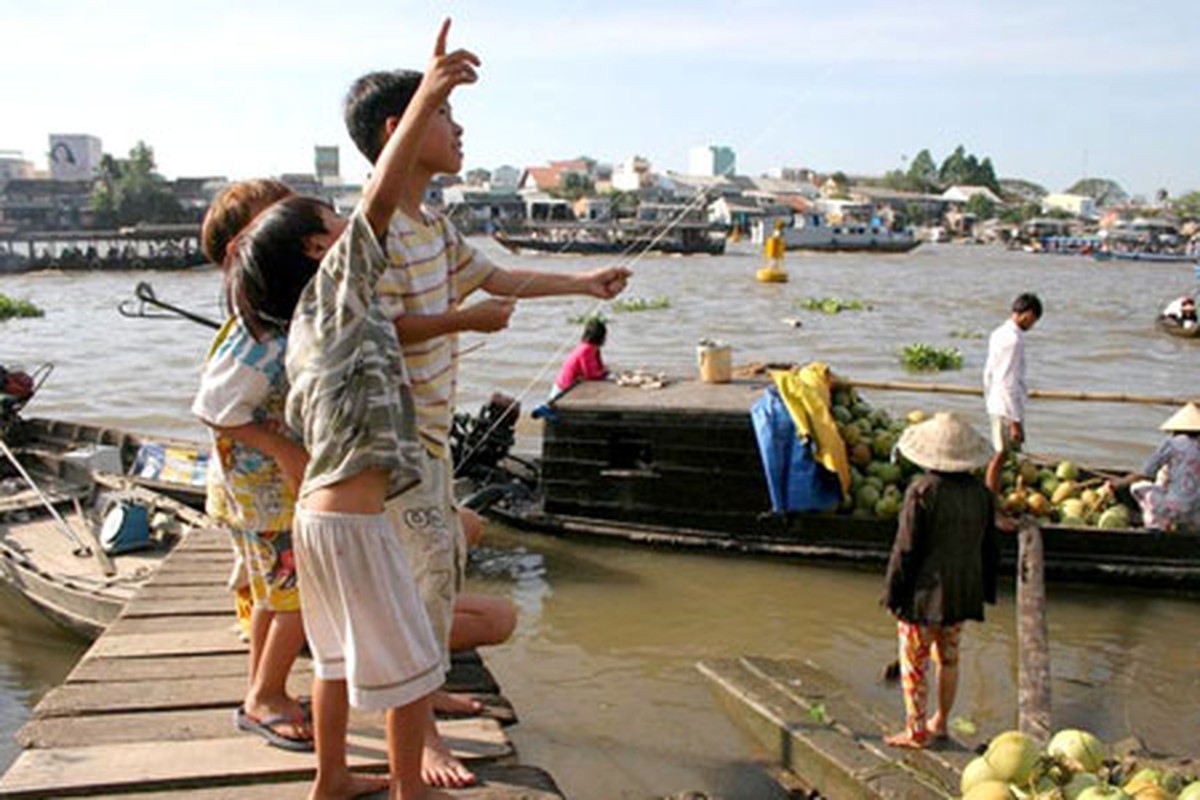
[836,378,1191,408]
[1017,518,1051,744]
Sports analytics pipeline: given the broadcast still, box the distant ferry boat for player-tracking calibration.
[757,214,919,254]
[493,203,726,256]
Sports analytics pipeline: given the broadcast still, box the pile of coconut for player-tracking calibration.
[962,729,1193,800]
[997,460,1137,530]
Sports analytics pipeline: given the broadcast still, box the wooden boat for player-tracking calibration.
[776,213,920,254]
[0,415,214,637]
[1093,250,1199,264]
[1156,315,1200,339]
[494,229,725,256]
[469,378,1200,590]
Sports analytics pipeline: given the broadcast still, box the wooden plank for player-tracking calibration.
[1017,522,1052,744]
[33,674,311,717]
[743,657,973,788]
[698,658,951,800]
[0,722,511,798]
[122,594,237,617]
[104,614,243,636]
[68,652,251,683]
[88,627,247,658]
[75,764,562,799]
[20,704,510,751]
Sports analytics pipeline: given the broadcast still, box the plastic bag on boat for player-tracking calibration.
[751,387,842,513]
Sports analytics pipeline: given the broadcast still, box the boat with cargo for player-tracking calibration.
[461,377,1200,590]
[0,408,211,638]
[766,213,919,253]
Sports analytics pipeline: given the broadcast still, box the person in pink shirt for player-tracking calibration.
[552,317,608,398]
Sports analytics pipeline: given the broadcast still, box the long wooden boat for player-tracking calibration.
[471,378,1200,590]
[1093,250,1199,264]
[494,230,726,256]
[0,416,214,637]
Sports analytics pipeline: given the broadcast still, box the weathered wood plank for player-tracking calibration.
[104,613,243,636]
[0,723,512,798]
[32,673,311,717]
[698,657,951,800]
[743,656,972,789]
[122,593,238,617]
[20,704,511,752]
[88,627,247,658]
[68,652,252,683]
[75,764,562,799]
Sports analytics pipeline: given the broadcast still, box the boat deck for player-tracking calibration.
[0,525,562,799]
[558,375,769,414]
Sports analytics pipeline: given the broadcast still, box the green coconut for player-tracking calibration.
[1056,461,1080,481]
[1178,783,1200,800]
[877,463,903,484]
[962,756,1001,795]
[1018,460,1041,485]
[1052,481,1080,505]
[856,485,881,511]
[965,781,1017,800]
[1064,774,1102,800]
[906,409,927,425]
[984,730,1040,785]
[1048,729,1106,773]
[1098,506,1131,530]
[1159,772,1187,796]
[1076,786,1132,800]
[874,495,900,519]
[1060,514,1086,527]
[1060,499,1086,520]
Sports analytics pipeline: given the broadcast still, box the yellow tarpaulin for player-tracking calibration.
[769,362,850,494]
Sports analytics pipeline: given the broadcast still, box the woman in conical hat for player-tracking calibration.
[1121,402,1200,534]
[883,412,1000,749]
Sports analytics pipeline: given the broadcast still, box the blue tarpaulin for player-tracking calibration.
[751,387,842,513]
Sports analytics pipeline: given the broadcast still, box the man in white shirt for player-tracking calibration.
[983,293,1043,492]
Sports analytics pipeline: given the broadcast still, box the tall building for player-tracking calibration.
[0,151,34,184]
[688,145,736,178]
[314,145,340,185]
[48,134,102,181]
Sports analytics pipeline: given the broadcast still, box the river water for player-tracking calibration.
[1,243,1198,798]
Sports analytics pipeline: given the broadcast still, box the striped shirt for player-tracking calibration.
[379,209,495,457]
[285,207,423,500]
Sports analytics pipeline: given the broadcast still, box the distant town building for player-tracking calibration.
[1043,192,1097,219]
[612,156,653,192]
[941,185,1002,206]
[314,146,340,185]
[465,168,491,187]
[767,166,817,184]
[0,151,34,185]
[491,165,520,190]
[688,145,736,178]
[48,134,102,181]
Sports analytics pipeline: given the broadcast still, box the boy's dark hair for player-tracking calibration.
[227,196,329,340]
[344,70,423,163]
[201,179,293,265]
[1012,292,1043,318]
[582,317,607,346]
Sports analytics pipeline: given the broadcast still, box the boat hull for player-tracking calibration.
[476,379,1200,591]
[493,232,726,256]
[1156,316,1200,339]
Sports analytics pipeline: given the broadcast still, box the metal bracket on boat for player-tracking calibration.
[118,282,221,330]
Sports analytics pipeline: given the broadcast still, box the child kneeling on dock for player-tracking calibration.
[882,412,999,749]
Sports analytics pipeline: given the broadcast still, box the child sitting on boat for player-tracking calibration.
[551,316,609,399]
[882,412,999,749]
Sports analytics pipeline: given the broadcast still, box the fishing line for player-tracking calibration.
[452,64,838,475]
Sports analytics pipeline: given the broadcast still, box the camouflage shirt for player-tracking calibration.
[285,207,423,500]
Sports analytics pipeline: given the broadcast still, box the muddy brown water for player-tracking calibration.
[0,242,1197,798]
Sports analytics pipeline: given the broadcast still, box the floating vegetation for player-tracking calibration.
[567,310,609,326]
[807,702,828,724]
[900,343,963,372]
[611,296,671,313]
[949,329,984,340]
[0,295,44,321]
[796,296,867,314]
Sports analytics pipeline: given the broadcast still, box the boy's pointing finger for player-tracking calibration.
[434,18,451,57]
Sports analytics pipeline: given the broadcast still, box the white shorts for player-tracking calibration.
[990,415,1017,454]
[294,507,442,711]
[385,453,466,674]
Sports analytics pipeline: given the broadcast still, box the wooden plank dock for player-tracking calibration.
[698,656,981,800]
[0,524,562,798]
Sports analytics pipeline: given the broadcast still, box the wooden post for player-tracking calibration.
[1017,518,1051,743]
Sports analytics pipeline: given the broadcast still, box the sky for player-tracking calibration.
[3,1,1199,197]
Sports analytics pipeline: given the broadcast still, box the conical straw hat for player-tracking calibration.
[897,412,992,472]
[1161,402,1200,433]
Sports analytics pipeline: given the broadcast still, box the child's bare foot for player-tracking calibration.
[308,770,390,799]
[884,731,930,749]
[422,737,477,788]
[432,690,483,716]
[927,712,949,739]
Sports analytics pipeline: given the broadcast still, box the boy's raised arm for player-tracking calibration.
[362,18,479,237]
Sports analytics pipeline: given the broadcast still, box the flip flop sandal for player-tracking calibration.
[234,705,315,752]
